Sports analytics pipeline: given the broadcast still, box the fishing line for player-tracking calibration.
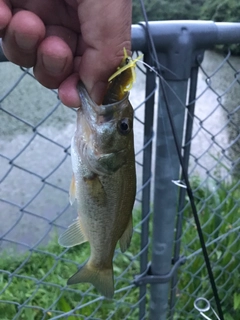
[134,56,178,180]
[136,58,225,159]
[138,1,224,319]
[137,64,176,179]
[135,51,181,80]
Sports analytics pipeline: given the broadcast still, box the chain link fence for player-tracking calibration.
[170,49,240,320]
[0,21,240,320]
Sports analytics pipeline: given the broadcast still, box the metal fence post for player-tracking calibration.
[139,52,156,320]
[150,77,188,320]
[146,22,199,320]
[146,21,240,320]
[169,64,200,319]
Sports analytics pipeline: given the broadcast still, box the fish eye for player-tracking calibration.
[117,118,132,135]
[125,57,130,65]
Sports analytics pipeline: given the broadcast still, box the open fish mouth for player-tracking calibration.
[77,82,130,117]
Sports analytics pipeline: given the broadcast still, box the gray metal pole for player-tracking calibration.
[150,79,188,320]
[139,52,156,320]
[169,66,200,319]
[2,22,240,63]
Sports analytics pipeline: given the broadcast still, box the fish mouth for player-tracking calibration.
[77,81,130,117]
[77,81,130,175]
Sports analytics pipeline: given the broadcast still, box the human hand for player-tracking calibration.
[0,0,132,107]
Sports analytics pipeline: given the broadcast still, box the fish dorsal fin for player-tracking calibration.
[58,218,87,248]
[69,174,76,205]
[119,215,133,253]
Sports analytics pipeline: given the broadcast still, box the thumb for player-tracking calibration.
[77,0,132,104]
[79,48,126,105]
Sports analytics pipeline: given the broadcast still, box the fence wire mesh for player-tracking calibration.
[0,53,152,319]
[171,49,240,320]
[0,21,240,320]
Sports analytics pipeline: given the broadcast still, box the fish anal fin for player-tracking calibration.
[119,215,133,253]
[69,174,76,205]
[58,217,87,248]
[67,261,114,299]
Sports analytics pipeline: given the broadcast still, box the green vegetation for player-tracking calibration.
[132,0,205,23]
[177,177,240,320]
[132,0,240,55]
[0,178,240,319]
[132,0,240,23]
[0,210,144,320]
[201,0,240,23]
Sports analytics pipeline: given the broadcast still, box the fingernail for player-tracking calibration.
[15,33,39,51]
[42,55,67,75]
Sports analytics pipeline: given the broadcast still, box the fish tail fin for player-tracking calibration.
[67,261,114,299]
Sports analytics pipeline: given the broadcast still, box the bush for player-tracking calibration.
[132,0,240,23]
[201,0,240,22]
[132,0,205,23]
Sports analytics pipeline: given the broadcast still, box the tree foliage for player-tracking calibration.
[132,0,240,54]
[132,0,205,23]
[133,0,240,23]
[201,0,240,22]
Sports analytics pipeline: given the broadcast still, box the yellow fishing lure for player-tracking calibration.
[108,48,143,93]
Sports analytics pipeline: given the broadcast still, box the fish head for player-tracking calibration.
[76,82,134,175]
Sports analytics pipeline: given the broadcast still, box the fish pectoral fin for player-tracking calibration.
[58,218,87,248]
[69,174,76,205]
[85,174,106,206]
[67,261,114,299]
[119,215,133,253]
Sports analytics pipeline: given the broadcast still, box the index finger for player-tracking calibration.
[0,0,12,37]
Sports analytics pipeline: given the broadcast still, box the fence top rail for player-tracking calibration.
[131,20,240,52]
[1,21,240,62]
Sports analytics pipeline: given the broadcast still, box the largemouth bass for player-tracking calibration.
[59,52,137,298]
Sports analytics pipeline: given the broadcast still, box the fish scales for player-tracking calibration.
[74,145,135,267]
[59,57,136,298]
[72,118,135,266]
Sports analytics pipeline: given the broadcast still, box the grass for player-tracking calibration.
[0,178,240,319]
[0,210,145,320]
[176,177,240,320]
